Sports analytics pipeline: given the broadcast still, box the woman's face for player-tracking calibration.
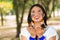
[31,6,44,22]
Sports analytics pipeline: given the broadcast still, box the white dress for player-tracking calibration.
[20,26,59,40]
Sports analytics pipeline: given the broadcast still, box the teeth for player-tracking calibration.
[36,16,38,18]
[36,16,39,19]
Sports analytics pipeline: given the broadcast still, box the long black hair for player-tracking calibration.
[27,4,48,25]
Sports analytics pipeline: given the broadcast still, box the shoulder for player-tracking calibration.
[45,26,57,34]
[21,27,27,32]
[43,26,59,40]
[46,26,56,33]
[20,27,30,38]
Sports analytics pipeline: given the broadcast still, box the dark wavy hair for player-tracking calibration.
[27,4,48,25]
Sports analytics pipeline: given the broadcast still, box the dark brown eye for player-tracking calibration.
[32,10,35,13]
[38,10,41,14]
[38,10,41,12]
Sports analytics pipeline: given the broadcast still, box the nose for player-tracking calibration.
[34,13,39,16]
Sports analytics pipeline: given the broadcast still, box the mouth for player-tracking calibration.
[35,16,39,20]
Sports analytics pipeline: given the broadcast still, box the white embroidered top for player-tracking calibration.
[20,26,59,40]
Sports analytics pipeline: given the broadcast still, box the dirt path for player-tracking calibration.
[0,29,18,40]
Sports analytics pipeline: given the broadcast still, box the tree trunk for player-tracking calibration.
[1,10,3,26]
[16,0,27,38]
[13,0,20,37]
[52,0,57,17]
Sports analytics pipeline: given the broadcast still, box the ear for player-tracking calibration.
[43,14,45,17]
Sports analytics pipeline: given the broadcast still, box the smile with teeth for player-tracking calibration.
[35,16,39,20]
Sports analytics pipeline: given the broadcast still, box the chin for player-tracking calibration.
[34,20,41,22]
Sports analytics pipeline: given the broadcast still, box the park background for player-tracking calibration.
[0,0,60,40]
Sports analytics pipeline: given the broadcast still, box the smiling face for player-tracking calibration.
[31,6,44,22]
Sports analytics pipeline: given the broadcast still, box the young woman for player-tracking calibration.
[20,4,59,40]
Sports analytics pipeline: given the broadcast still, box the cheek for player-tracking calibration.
[31,17,35,21]
[39,15,43,19]
[31,17,34,20]
[31,14,34,17]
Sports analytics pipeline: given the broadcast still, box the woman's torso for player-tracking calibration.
[20,26,59,40]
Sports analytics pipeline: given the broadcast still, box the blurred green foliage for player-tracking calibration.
[0,0,60,15]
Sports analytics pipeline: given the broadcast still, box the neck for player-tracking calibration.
[34,22,40,25]
[34,21,41,28]
[33,20,44,28]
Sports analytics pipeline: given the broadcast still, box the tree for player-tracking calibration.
[50,0,57,17]
[0,1,13,26]
[0,2,5,26]
[32,0,35,4]
[13,0,20,38]
[38,0,58,18]
[13,0,27,38]
[0,1,4,26]
[0,8,3,26]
